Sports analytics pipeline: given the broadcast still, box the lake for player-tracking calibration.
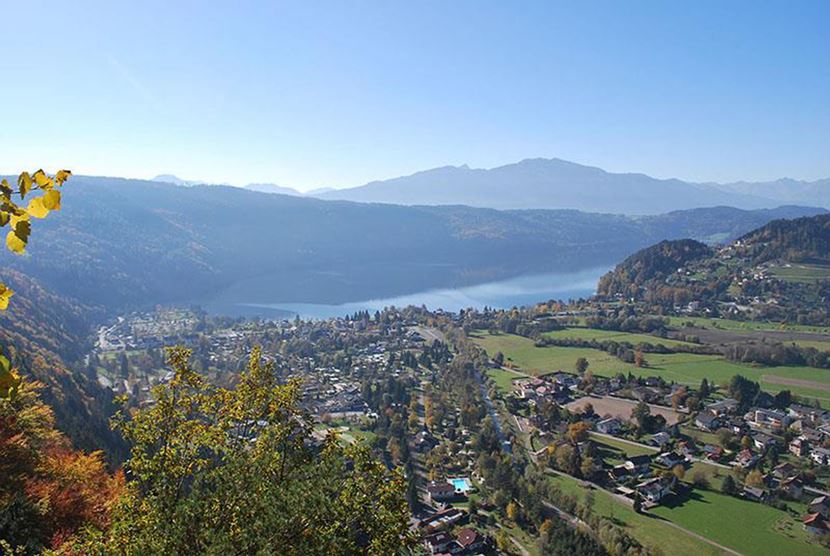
[233,266,607,320]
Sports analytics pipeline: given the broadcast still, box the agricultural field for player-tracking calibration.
[768,262,830,284]
[472,331,830,404]
[546,472,722,556]
[543,327,696,348]
[651,488,826,556]
[666,316,830,335]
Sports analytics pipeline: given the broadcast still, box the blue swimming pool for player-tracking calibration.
[450,478,471,492]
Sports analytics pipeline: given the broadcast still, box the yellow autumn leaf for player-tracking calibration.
[42,189,61,210]
[55,170,72,184]
[0,284,13,310]
[9,212,29,228]
[33,169,52,189]
[27,197,51,219]
[6,228,27,254]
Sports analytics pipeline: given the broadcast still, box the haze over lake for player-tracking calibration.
[232,267,607,319]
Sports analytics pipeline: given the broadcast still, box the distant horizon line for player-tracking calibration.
[3,155,828,194]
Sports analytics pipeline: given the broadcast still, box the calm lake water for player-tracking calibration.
[239,266,607,320]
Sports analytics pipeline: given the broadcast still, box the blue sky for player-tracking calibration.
[1,1,828,190]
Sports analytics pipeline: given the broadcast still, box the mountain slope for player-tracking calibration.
[0,175,823,314]
[597,213,830,324]
[317,158,829,214]
[0,269,126,459]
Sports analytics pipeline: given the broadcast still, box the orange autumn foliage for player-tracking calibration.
[0,380,124,551]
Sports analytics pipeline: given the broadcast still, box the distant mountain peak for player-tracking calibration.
[317,157,829,214]
[152,174,203,187]
[244,183,302,196]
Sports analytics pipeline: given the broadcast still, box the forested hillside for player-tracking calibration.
[0,175,822,314]
[0,269,125,459]
[597,214,830,325]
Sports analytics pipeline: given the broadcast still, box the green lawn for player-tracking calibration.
[486,366,529,394]
[651,488,826,556]
[472,331,830,404]
[589,433,658,459]
[667,316,830,335]
[546,472,721,556]
[543,327,696,348]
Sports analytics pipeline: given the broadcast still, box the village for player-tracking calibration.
[85,305,830,555]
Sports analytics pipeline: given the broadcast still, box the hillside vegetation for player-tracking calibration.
[597,214,830,325]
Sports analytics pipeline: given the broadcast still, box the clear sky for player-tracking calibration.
[1,1,828,190]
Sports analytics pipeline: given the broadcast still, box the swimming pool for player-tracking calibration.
[450,477,471,492]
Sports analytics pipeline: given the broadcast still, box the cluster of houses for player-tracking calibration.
[606,453,677,507]
[420,479,490,554]
[514,374,578,406]
[693,399,830,467]
[423,525,488,555]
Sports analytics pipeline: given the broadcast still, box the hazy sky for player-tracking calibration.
[1,1,828,190]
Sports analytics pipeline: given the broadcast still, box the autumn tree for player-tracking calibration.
[69,347,412,555]
[567,421,591,444]
[0,380,122,552]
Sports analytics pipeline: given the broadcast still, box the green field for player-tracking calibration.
[768,263,830,284]
[543,327,696,348]
[548,470,822,556]
[651,488,825,556]
[486,367,529,393]
[589,433,658,461]
[667,316,830,335]
[472,331,830,403]
[546,472,721,556]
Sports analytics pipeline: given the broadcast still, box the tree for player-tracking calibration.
[672,464,685,481]
[0,170,71,399]
[0,379,123,552]
[699,378,710,399]
[506,500,519,522]
[745,469,764,488]
[580,456,596,480]
[631,401,651,433]
[691,470,710,489]
[567,421,591,444]
[721,474,737,495]
[632,494,643,514]
[71,347,413,555]
[575,357,589,375]
[634,348,645,368]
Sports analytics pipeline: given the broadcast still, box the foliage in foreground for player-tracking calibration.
[0,380,123,553]
[63,347,412,555]
[1,170,71,402]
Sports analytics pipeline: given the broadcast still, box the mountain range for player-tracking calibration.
[315,158,830,214]
[0,175,825,317]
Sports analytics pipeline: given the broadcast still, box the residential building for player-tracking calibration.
[596,417,622,434]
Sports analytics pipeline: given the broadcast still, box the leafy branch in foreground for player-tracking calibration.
[1,169,71,310]
[64,346,413,555]
[0,170,71,400]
